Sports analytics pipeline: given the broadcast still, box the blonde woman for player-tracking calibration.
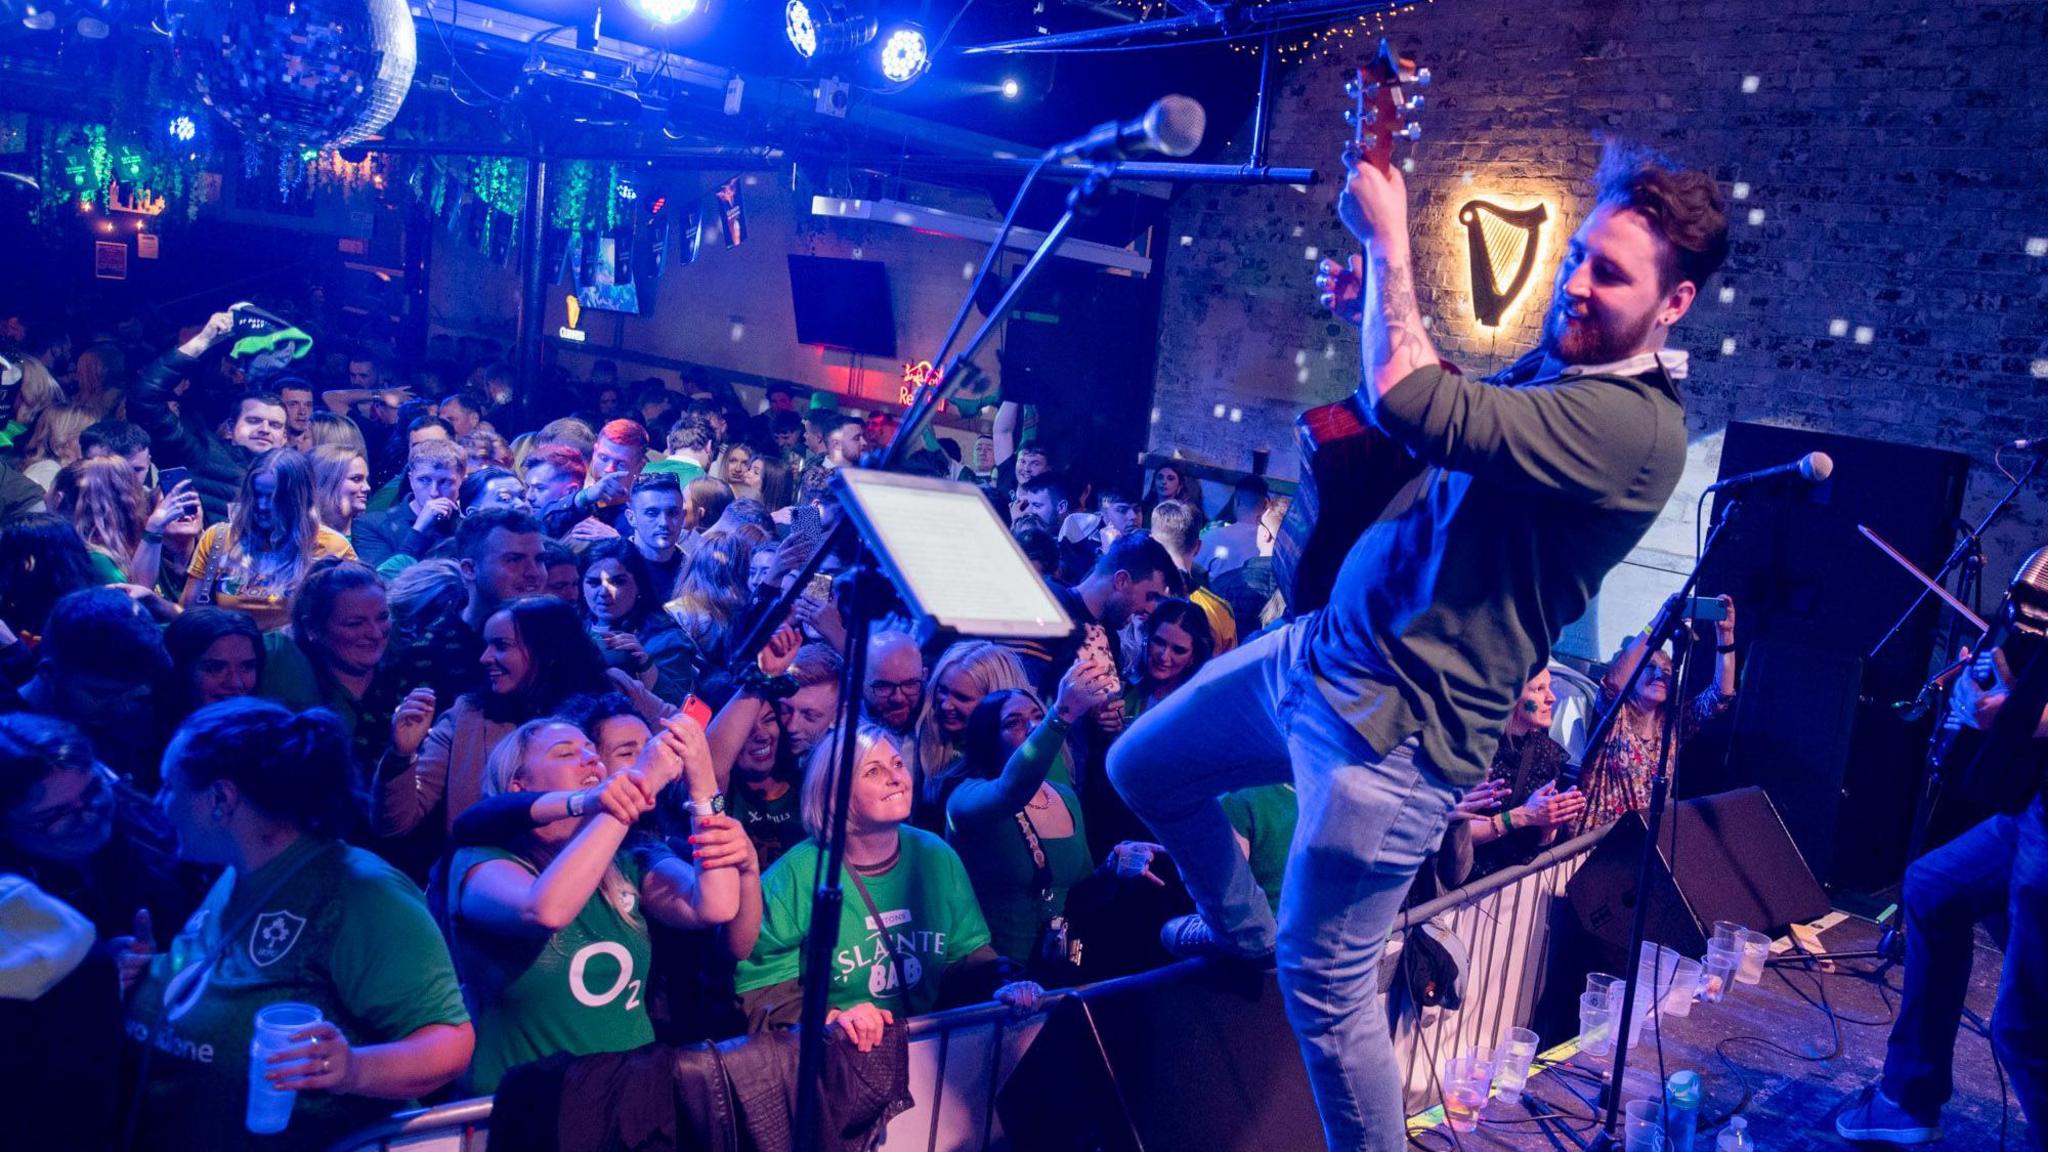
[181,449,355,630]
[310,445,374,540]
[0,355,65,453]
[68,457,198,588]
[449,712,743,1093]
[69,343,124,417]
[21,403,95,492]
[914,640,1034,804]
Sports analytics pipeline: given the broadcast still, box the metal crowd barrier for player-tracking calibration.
[335,828,1608,1152]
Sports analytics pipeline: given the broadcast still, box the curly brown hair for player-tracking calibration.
[1594,139,1730,293]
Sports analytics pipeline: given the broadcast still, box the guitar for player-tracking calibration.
[1272,40,1432,615]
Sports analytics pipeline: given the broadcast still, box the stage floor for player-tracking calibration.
[1408,915,2019,1151]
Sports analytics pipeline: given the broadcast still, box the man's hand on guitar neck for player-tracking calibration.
[1336,151,1443,408]
[1952,646,2048,738]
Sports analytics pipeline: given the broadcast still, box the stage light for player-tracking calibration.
[167,115,198,142]
[617,178,638,202]
[786,0,876,60]
[785,0,818,57]
[75,13,108,36]
[631,0,700,22]
[878,25,928,82]
[1000,77,1020,99]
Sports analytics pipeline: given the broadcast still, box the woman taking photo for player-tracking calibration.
[183,449,357,631]
[126,699,472,1152]
[1576,595,1740,833]
[1121,597,1215,721]
[450,713,744,1092]
[939,666,1166,979]
[736,724,1041,1047]
[375,596,618,847]
[69,457,200,589]
[580,538,694,702]
[311,445,373,543]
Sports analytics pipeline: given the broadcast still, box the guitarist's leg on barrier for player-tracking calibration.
[1110,618,1458,1152]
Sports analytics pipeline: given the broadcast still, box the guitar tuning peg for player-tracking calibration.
[1343,109,1359,125]
[1399,122,1423,141]
[1344,78,1362,98]
[1411,68,1433,87]
[1405,94,1426,113]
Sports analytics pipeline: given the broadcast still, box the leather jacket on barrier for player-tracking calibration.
[491,1026,911,1152]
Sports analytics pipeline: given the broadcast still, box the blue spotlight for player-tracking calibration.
[167,114,198,142]
[878,25,928,82]
[1000,77,1020,99]
[785,0,818,57]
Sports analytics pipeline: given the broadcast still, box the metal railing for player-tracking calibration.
[336,831,1608,1152]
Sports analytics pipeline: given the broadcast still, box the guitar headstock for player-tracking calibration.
[1345,39,1429,174]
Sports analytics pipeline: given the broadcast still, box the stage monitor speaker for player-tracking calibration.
[1566,787,1830,962]
[997,963,1324,1152]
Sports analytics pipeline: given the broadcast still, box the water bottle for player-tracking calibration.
[1665,1070,1700,1152]
[1714,1116,1754,1152]
[247,1002,323,1134]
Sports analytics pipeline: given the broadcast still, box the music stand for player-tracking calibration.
[789,468,1072,1150]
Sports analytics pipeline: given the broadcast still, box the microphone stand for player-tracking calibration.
[1572,501,1744,1151]
[788,161,1122,1152]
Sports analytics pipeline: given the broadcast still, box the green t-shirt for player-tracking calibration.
[449,843,664,1095]
[735,827,991,1016]
[1220,783,1297,917]
[127,838,469,1152]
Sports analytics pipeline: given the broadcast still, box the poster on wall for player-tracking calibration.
[715,178,746,248]
[137,232,160,260]
[94,240,128,280]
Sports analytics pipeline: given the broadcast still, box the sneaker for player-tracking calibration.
[1836,1086,1942,1144]
[1159,914,1272,962]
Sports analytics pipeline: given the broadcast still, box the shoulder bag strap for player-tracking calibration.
[845,866,914,1008]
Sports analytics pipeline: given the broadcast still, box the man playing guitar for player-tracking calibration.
[1107,135,1728,1150]
[1836,634,2047,1146]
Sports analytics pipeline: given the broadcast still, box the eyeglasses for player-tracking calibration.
[868,678,923,699]
[10,766,114,839]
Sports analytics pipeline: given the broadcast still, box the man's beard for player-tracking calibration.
[1539,296,1659,366]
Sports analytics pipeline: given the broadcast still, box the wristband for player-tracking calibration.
[1502,809,1515,831]
[142,529,165,543]
[1715,643,1738,653]
[736,665,800,700]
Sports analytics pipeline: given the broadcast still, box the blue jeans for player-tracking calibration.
[1108,620,1459,1152]
[1883,798,2047,1147]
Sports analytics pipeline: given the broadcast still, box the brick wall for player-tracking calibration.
[1149,0,2048,659]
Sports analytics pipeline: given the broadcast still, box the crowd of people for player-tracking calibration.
[0,304,1741,1149]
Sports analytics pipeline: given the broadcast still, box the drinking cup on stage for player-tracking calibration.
[1444,1077,1487,1133]
[1579,991,1615,1056]
[1496,1027,1540,1095]
[1587,971,1621,1002]
[1735,929,1772,985]
[1703,942,1740,1002]
[1661,956,1704,1017]
[247,1002,323,1135]
[1710,920,1746,948]
[1624,1098,1668,1152]
[1441,1050,1495,1097]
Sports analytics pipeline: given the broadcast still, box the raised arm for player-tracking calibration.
[1338,158,1442,408]
[455,774,650,934]
[635,715,741,928]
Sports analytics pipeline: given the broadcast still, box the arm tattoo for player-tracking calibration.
[1362,249,1439,399]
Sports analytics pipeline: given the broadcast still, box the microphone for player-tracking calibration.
[1051,95,1206,162]
[1705,451,1834,496]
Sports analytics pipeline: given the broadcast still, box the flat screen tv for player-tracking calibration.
[788,254,896,357]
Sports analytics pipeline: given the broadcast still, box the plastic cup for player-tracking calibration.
[1624,1098,1667,1151]
[1445,1078,1486,1133]
[1441,1051,1495,1097]
[1579,991,1615,1056]
[1661,957,1704,1018]
[1703,941,1740,1002]
[1496,1027,1539,1096]
[247,1002,322,1135]
[1710,920,1746,948]
[1736,929,1772,985]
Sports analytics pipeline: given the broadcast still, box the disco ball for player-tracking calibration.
[169,0,417,149]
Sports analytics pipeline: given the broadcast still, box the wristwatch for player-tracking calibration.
[566,790,589,818]
[681,794,727,818]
